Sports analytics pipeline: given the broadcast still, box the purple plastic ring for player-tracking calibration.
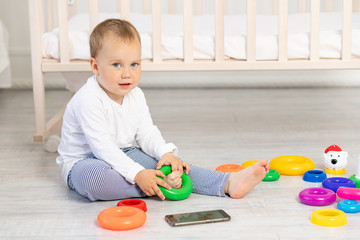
[322,177,356,193]
[299,187,336,206]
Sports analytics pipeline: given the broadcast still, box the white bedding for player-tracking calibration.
[0,20,11,88]
[42,12,360,61]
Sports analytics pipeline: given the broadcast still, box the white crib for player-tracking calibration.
[28,0,360,147]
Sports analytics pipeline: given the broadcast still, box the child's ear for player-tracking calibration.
[90,57,99,76]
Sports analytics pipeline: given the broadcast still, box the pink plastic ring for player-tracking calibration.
[117,199,147,212]
[299,187,336,206]
[337,187,360,201]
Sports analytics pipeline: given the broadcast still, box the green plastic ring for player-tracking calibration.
[349,174,360,188]
[262,169,280,181]
[157,166,193,200]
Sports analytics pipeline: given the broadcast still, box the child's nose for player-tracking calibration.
[121,67,131,78]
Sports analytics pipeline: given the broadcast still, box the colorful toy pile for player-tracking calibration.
[297,145,360,227]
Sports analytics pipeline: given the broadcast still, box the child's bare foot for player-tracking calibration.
[224,158,269,198]
[164,171,182,189]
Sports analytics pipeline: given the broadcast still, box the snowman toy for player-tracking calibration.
[323,144,348,175]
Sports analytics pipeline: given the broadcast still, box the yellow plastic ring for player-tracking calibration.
[269,155,315,176]
[310,209,347,227]
[242,160,258,168]
[325,168,346,175]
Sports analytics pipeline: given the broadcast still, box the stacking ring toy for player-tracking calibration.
[337,200,360,213]
[157,166,193,200]
[97,206,147,230]
[117,199,147,212]
[216,164,243,172]
[242,160,258,168]
[303,170,327,183]
[325,168,346,175]
[262,169,280,181]
[349,174,360,188]
[269,155,315,175]
[310,209,347,227]
[322,177,356,193]
[336,187,360,200]
[298,188,336,206]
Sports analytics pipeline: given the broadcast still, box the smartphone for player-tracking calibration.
[165,209,231,227]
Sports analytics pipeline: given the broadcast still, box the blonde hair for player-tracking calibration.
[89,18,141,58]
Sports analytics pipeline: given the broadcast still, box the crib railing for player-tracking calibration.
[31,0,360,73]
[28,0,360,143]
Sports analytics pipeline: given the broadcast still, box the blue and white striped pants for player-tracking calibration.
[67,147,230,201]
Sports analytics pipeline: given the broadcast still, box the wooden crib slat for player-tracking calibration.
[119,0,130,20]
[57,0,70,63]
[169,0,176,14]
[46,0,52,31]
[324,0,334,12]
[272,0,279,15]
[184,0,193,62]
[52,0,58,28]
[298,0,307,13]
[310,0,320,61]
[194,0,202,16]
[278,0,288,62]
[215,0,224,62]
[247,0,256,62]
[342,0,353,61]
[29,0,46,141]
[354,0,360,12]
[89,0,99,32]
[152,0,162,62]
[143,0,151,14]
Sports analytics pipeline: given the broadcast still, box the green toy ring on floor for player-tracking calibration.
[349,174,360,188]
[157,166,193,200]
[263,169,280,181]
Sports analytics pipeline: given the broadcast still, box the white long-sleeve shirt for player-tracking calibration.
[56,76,177,184]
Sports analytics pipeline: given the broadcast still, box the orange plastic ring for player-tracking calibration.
[216,164,244,172]
[117,199,147,212]
[97,206,147,230]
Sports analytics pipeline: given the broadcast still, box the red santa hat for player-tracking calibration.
[324,144,342,153]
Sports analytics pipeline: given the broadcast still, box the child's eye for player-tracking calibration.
[113,63,121,68]
[131,63,139,68]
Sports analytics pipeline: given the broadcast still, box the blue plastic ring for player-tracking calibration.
[337,200,360,213]
[303,170,327,183]
[322,177,356,193]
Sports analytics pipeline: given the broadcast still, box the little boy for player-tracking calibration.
[56,19,269,201]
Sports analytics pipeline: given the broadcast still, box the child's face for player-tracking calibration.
[90,32,141,104]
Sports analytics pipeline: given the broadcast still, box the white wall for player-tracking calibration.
[1,0,359,89]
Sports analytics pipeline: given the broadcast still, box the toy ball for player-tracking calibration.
[323,145,348,174]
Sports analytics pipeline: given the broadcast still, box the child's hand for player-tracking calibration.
[134,169,171,200]
[156,152,191,175]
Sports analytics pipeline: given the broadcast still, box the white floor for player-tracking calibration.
[1,87,360,240]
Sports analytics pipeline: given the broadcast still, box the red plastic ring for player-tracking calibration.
[117,199,147,212]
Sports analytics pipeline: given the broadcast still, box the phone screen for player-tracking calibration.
[165,209,231,227]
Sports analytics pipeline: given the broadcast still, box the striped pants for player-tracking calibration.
[67,147,230,201]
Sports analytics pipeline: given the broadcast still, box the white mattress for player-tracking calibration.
[42,12,360,61]
[0,20,11,88]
